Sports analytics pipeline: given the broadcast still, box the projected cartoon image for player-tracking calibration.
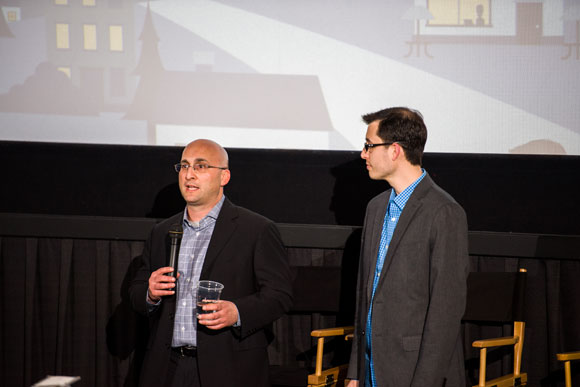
[0,0,578,155]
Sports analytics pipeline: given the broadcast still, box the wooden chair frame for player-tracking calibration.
[557,351,580,387]
[472,321,527,387]
[307,326,354,387]
[469,268,528,387]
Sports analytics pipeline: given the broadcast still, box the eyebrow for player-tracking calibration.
[181,158,210,164]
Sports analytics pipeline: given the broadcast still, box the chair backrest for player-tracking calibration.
[290,266,343,313]
[271,266,354,387]
[463,270,527,323]
[463,269,528,387]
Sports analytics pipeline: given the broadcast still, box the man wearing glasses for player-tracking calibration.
[129,139,293,387]
[347,107,469,387]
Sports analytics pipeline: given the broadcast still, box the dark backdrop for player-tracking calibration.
[1,141,580,387]
[1,218,579,387]
[1,140,579,234]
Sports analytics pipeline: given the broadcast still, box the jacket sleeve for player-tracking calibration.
[233,221,293,339]
[347,201,374,382]
[129,228,158,317]
[347,234,366,381]
[410,202,469,386]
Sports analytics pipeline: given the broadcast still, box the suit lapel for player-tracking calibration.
[366,192,389,300]
[372,176,433,292]
[380,197,422,277]
[200,198,238,279]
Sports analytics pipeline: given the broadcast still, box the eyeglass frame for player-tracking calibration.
[174,163,228,173]
[363,141,405,153]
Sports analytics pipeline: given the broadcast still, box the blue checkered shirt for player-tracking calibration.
[365,170,426,387]
[171,196,225,347]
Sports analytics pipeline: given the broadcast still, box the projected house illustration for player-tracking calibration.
[0,0,578,154]
[124,4,334,147]
[406,0,578,54]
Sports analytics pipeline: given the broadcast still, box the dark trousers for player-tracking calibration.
[166,349,201,387]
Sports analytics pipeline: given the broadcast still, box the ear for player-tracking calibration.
[220,169,231,187]
[392,143,405,161]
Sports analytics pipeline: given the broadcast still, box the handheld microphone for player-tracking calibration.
[167,223,183,278]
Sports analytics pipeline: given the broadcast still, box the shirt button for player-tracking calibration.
[182,301,187,306]
[391,217,396,222]
[181,326,185,331]
[196,232,200,236]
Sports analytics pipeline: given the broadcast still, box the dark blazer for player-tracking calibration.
[347,174,469,387]
[129,198,293,387]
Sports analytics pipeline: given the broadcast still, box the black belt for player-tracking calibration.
[172,346,197,357]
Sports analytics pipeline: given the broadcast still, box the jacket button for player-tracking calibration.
[361,330,365,336]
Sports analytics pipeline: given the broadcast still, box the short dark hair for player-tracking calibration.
[362,107,427,166]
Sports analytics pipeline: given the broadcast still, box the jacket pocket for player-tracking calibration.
[402,335,422,351]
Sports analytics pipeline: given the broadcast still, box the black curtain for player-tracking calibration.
[1,236,579,387]
[1,237,146,387]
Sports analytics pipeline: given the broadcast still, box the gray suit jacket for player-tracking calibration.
[348,174,468,387]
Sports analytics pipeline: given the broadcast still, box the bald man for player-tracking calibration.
[130,139,293,387]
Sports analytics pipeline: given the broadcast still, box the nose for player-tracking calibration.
[185,166,198,179]
[361,148,368,160]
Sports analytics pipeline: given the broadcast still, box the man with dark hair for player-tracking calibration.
[347,107,469,386]
[129,139,293,387]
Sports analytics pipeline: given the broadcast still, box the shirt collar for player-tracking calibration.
[389,169,426,210]
[182,195,225,229]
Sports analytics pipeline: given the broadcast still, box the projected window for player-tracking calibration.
[54,0,68,5]
[428,0,491,27]
[56,23,70,49]
[57,67,71,78]
[109,25,123,52]
[4,8,20,22]
[83,0,96,6]
[83,24,97,51]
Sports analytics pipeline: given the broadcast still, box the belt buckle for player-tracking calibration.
[179,345,195,357]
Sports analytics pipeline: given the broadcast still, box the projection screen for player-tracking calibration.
[1,0,579,155]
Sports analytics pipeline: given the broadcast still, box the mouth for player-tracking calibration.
[185,183,199,192]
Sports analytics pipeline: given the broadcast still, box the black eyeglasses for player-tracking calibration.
[174,163,228,173]
[363,142,401,152]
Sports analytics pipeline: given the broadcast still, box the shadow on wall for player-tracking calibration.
[147,183,184,219]
[330,157,387,226]
[145,153,387,226]
[337,228,362,325]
